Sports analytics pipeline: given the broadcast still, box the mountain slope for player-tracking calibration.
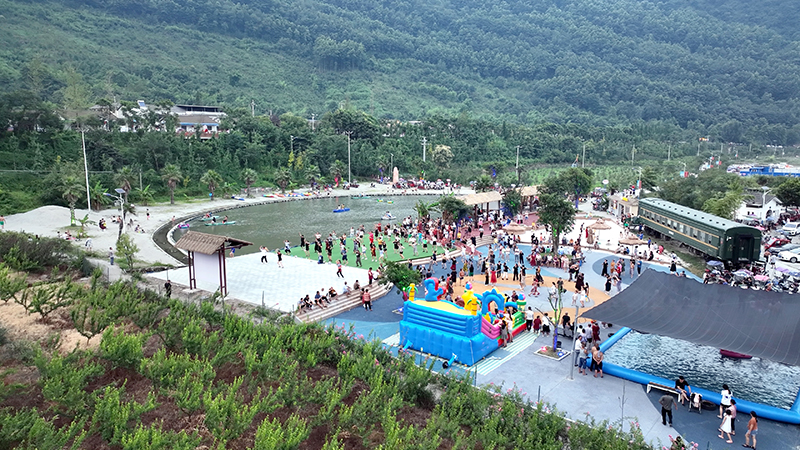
[1,0,800,138]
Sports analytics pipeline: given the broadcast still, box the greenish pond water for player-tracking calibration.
[173,195,440,256]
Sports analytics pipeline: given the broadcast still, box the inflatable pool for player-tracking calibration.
[601,328,800,424]
[333,208,350,213]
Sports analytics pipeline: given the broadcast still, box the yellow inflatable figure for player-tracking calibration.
[463,290,480,315]
[408,283,416,302]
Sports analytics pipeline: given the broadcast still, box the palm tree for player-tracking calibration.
[242,168,258,197]
[161,164,182,205]
[114,166,136,202]
[274,167,292,193]
[60,174,85,226]
[304,165,321,187]
[200,170,224,200]
[89,181,110,211]
[329,160,347,187]
[133,185,154,206]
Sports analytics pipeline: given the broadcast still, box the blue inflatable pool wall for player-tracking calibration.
[600,327,800,425]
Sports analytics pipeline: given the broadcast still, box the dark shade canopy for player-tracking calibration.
[583,270,800,367]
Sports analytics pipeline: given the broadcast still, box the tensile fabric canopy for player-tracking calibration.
[583,270,800,366]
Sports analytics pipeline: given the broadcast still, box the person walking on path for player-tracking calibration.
[362,289,372,310]
[108,247,114,266]
[729,399,737,435]
[660,394,677,427]
[164,280,172,299]
[525,307,534,331]
[336,260,344,278]
[276,250,284,268]
[719,384,733,418]
[719,409,734,443]
[260,246,269,263]
[744,411,758,449]
[601,259,608,277]
[0,215,4,229]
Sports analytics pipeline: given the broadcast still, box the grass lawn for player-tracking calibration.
[286,236,456,268]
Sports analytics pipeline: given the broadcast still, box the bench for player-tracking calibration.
[646,382,679,396]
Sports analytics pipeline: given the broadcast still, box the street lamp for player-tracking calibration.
[104,188,127,239]
[345,131,353,185]
[290,135,295,153]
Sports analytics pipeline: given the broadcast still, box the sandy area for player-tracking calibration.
[0,300,101,354]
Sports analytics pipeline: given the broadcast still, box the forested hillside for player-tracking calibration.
[1,0,800,142]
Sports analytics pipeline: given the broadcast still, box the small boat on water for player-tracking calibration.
[720,349,752,359]
[381,214,396,220]
[333,208,350,213]
[178,223,189,229]
[205,221,236,226]
[200,216,219,221]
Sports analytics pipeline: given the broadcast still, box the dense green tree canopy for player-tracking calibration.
[0,0,800,142]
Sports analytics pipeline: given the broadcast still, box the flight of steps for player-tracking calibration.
[297,281,394,323]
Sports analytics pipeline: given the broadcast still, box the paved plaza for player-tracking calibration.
[326,247,797,449]
[148,252,369,312]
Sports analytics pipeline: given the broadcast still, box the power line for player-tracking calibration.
[0,169,115,174]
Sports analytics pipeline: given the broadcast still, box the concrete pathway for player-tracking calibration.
[148,252,369,312]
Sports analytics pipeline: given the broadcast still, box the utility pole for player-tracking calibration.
[290,135,294,154]
[516,145,521,186]
[81,130,91,212]
[667,143,671,161]
[250,100,255,117]
[310,113,316,131]
[421,137,428,162]
[631,145,635,164]
[582,143,586,168]
[697,142,701,157]
[345,131,353,184]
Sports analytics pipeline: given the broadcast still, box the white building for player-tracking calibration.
[735,189,782,223]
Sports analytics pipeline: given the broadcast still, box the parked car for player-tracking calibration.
[773,243,800,254]
[781,222,800,236]
[779,247,800,263]
[764,237,791,250]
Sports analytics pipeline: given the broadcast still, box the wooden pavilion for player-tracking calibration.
[173,231,253,296]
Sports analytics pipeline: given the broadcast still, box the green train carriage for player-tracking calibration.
[636,198,762,263]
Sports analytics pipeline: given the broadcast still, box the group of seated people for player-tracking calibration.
[297,280,363,311]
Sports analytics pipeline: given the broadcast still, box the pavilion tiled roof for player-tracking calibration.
[174,231,252,255]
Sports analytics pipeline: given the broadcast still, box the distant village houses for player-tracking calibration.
[82,100,226,139]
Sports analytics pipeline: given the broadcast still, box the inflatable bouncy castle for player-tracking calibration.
[399,279,527,366]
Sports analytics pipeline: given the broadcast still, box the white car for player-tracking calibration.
[779,247,800,263]
[781,222,800,236]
